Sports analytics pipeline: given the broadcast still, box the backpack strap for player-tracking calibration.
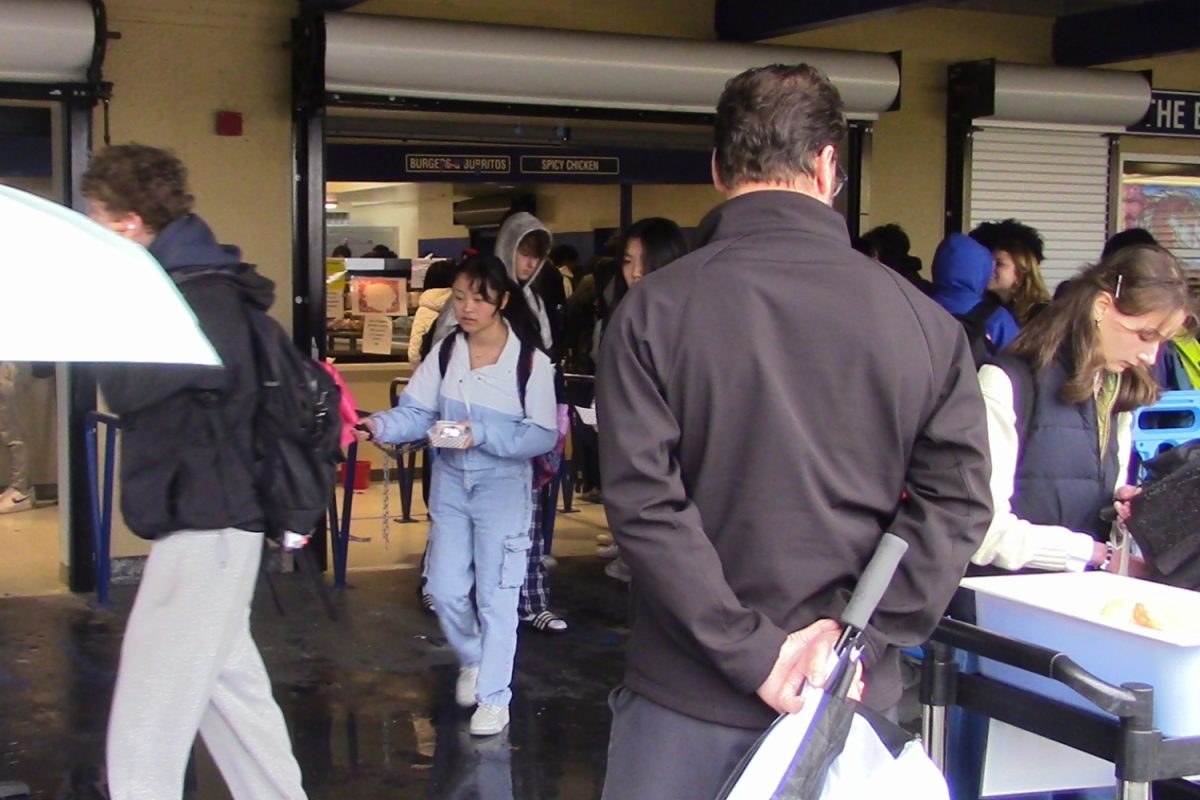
[517,338,534,413]
[437,328,460,378]
[960,295,1002,354]
[962,295,1000,326]
[989,353,1035,458]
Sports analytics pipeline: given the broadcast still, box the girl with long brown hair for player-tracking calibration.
[972,244,1195,574]
[970,218,1053,326]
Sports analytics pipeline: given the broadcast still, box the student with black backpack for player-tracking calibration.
[83,145,308,799]
[356,255,557,738]
[929,232,1021,366]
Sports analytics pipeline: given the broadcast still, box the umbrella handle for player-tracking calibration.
[840,532,908,632]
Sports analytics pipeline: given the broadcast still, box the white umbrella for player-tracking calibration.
[0,185,220,365]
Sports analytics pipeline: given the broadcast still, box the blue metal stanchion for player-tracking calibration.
[84,411,120,606]
[329,439,357,589]
[387,377,425,523]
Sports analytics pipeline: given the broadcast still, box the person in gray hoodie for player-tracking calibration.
[83,145,306,799]
[493,212,570,633]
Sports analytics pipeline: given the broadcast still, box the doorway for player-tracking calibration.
[0,101,68,597]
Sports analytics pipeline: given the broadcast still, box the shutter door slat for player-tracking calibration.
[969,129,1110,289]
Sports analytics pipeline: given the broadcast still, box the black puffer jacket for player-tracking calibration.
[96,214,272,539]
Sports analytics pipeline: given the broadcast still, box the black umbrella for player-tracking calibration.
[719,533,945,800]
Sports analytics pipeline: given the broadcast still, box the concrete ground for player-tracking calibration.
[0,556,628,799]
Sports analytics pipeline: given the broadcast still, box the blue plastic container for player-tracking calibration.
[1132,390,1200,476]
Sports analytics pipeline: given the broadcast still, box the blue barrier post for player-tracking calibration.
[84,412,120,606]
[395,448,419,523]
[330,439,357,589]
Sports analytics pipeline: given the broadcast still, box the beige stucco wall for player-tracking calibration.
[775,9,1056,265]
[634,184,725,227]
[99,0,296,323]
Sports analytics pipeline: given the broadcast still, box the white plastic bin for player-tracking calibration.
[961,572,1200,737]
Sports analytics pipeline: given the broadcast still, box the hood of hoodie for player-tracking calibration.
[495,212,551,287]
[930,233,993,314]
[150,214,275,311]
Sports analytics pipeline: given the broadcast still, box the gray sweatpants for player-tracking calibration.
[106,528,306,800]
[0,362,28,494]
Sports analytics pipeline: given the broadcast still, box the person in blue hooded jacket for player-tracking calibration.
[930,232,1021,355]
[84,145,307,799]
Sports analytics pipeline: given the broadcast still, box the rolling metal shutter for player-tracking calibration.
[969,128,1111,290]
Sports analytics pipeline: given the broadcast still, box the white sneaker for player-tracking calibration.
[541,555,558,569]
[455,666,479,708]
[0,490,32,515]
[596,544,620,559]
[469,704,510,736]
[596,532,613,545]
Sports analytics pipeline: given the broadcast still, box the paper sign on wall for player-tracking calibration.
[410,257,434,290]
[361,314,394,355]
[351,277,408,316]
[326,290,344,319]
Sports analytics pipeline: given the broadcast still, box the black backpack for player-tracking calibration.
[174,269,344,542]
[954,294,1002,368]
[243,308,344,541]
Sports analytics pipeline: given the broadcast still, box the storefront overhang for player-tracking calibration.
[949,59,1151,131]
[314,13,901,120]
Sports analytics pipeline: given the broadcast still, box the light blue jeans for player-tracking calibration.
[426,461,533,708]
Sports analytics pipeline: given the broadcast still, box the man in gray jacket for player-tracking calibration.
[596,63,992,799]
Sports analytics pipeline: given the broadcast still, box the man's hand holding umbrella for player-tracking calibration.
[757,619,865,715]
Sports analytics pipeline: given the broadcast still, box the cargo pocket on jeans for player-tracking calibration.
[499,535,531,588]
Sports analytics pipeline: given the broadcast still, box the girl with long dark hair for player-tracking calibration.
[595,217,690,350]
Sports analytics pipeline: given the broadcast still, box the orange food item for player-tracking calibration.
[1101,598,1184,633]
[1132,602,1164,631]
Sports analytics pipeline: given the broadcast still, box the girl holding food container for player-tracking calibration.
[355,254,557,738]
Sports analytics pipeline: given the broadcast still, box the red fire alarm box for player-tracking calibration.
[215,111,243,137]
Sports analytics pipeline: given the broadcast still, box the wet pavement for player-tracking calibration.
[0,556,628,799]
